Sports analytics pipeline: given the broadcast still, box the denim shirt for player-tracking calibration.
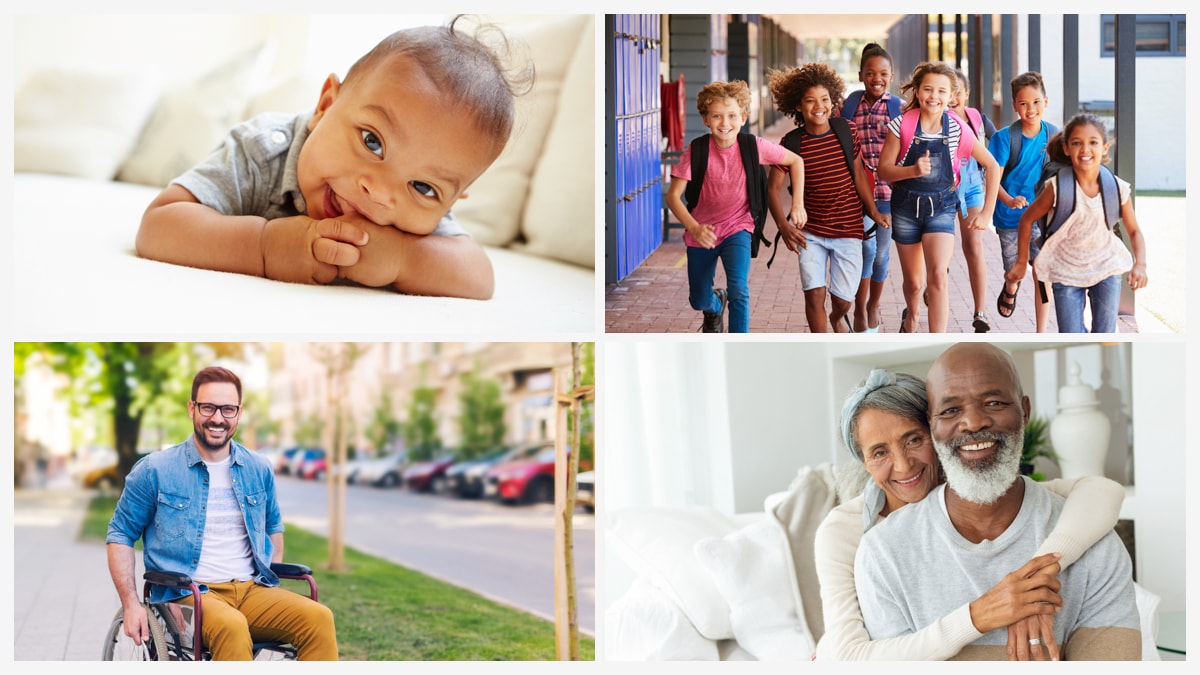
[106,438,283,603]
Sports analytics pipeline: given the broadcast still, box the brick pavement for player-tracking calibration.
[606,119,1141,334]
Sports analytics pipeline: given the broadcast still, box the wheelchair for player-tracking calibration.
[101,562,318,661]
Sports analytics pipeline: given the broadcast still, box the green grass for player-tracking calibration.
[84,496,594,660]
[1136,190,1185,198]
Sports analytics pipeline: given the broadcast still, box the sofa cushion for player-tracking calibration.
[605,576,721,660]
[117,43,275,187]
[511,16,595,268]
[15,67,162,181]
[694,515,816,661]
[770,463,838,642]
[607,506,738,641]
[451,14,590,247]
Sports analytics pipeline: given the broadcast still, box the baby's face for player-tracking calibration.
[298,55,500,234]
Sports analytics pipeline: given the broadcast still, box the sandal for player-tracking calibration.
[997,282,1020,318]
[899,307,911,333]
[972,312,991,333]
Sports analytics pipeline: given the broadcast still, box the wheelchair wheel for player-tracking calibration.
[102,604,170,661]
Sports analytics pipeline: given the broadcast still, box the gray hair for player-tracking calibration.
[840,369,929,462]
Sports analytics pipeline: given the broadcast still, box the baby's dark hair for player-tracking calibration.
[767,63,846,124]
[1010,71,1046,99]
[899,61,959,112]
[860,43,893,72]
[344,16,534,153]
[1047,112,1110,165]
[696,80,751,117]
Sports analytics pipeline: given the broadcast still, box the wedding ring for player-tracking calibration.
[1029,638,1042,646]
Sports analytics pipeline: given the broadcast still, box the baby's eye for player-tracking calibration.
[361,130,383,157]
[411,181,438,199]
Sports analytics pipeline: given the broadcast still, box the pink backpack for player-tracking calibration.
[896,108,975,186]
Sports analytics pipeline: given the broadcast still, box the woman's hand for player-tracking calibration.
[967,553,1063,634]
[1007,613,1059,660]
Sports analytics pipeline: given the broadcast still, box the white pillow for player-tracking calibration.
[452,14,591,247]
[243,72,325,119]
[606,506,738,640]
[14,67,163,180]
[770,463,838,641]
[116,43,275,187]
[605,576,721,661]
[512,16,595,268]
[694,516,816,661]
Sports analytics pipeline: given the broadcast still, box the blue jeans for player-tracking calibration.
[687,230,751,332]
[1051,276,1121,333]
[860,200,892,282]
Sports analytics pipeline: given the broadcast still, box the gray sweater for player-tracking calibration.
[855,476,1141,660]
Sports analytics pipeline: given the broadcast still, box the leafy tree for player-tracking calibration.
[366,390,403,457]
[294,411,324,448]
[458,364,506,460]
[405,385,442,462]
[14,342,244,485]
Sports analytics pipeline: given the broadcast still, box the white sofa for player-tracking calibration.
[605,464,1163,661]
[13,15,595,335]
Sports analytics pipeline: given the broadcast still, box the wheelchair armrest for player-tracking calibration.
[145,570,194,587]
[271,562,313,577]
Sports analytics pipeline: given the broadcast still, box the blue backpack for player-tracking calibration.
[1034,164,1122,303]
[840,89,902,123]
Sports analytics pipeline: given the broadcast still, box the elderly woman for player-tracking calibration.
[813,369,1124,660]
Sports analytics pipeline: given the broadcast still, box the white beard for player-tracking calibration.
[933,428,1023,505]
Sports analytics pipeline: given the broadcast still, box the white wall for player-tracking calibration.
[1022,15,1185,191]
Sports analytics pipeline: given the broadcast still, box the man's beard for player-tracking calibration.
[194,418,234,452]
[933,427,1023,505]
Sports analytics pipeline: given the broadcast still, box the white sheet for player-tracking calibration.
[14,173,595,337]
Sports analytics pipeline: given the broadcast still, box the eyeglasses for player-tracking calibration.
[194,401,241,419]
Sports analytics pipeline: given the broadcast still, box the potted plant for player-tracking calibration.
[1021,414,1058,481]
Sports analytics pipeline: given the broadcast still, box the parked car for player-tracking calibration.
[294,448,327,480]
[353,452,409,488]
[402,453,458,493]
[276,446,310,476]
[485,444,560,504]
[444,445,530,498]
[576,470,595,513]
[332,455,373,484]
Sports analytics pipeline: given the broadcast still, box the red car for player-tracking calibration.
[402,454,457,493]
[297,449,327,480]
[484,445,559,504]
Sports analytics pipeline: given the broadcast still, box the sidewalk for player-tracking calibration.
[14,486,123,660]
[605,119,1177,334]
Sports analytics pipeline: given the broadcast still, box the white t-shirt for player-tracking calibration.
[193,456,256,583]
[1033,175,1134,287]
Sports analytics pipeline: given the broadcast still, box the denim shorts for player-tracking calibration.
[957,181,984,217]
[890,188,958,245]
[996,226,1042,272]
[798,233,863,301]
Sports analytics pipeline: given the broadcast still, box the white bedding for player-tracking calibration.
[14,173,595,337]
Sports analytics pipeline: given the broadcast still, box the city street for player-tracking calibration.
[274,474,596,635]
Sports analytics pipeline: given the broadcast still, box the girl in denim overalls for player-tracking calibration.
[877,62,1001,333]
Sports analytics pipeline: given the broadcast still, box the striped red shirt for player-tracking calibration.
[790,125,865,240]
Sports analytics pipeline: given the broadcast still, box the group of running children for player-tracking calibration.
[665,43,1148,334]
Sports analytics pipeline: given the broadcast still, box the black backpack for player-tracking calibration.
[684,133,770,257]
[770,118,861,269]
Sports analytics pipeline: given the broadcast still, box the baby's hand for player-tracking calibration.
[261,216,367,284]
[336,216,407,288]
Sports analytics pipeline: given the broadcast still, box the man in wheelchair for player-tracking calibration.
[105,366,338,660]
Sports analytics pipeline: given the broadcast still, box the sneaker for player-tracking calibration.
[973,312,991,333]
[701,288,728,333]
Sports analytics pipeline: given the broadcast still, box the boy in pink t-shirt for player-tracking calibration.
[665,80,804,332]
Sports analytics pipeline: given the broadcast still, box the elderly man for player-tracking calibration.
[854,343,1140,660]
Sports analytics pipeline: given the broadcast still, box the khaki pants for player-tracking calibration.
[177,579,337,660]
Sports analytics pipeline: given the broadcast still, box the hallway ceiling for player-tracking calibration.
[764,14,904,40]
